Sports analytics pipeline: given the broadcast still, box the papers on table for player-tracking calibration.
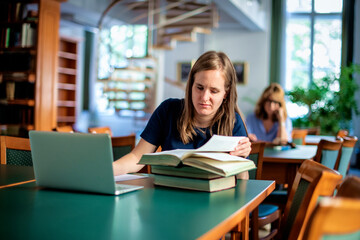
[114,173,148,182]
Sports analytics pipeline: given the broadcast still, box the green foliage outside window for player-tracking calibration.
[287,64,360,135]
[98,25,148,79]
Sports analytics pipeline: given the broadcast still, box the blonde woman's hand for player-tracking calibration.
[275,107,285,122]
[230,137,251,158]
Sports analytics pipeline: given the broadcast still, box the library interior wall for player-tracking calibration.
[163,30,271,118]
[59,1,271,120]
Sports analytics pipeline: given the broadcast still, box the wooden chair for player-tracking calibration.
[55,125,74,133]
[336,129,349,138]
[111,134,150,174]
[111,134,136,161]
[334,136,358,178]
[302,197,360,240]
[278,159,342,240]
[336,175,360,198]
[88,126,113,136]
[88,128,150,173]
[306,127,320,135]
[156,146,162,152]
[0,136,32,166]
[231,141,281,240]
[303,176,360,240]
[291,129,308,145]
[313,139,343,170]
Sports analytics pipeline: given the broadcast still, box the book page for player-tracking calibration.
[195,135,245,152]
[139,135,246,163]
[190,152,250,162]
[147,149,194,159]
[183,158,255,177]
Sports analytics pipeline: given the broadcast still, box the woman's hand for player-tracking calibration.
[230,137,251,158]
[274,107,285,122]
[248,133,258,142]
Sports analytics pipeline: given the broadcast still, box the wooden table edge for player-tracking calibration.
[263,157,307,163]
[0,179,36,189]
[197,180,276,240]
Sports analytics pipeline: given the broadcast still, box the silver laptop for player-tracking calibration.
[29,131,143,195]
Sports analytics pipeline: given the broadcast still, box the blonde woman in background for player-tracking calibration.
[246,83,292,145]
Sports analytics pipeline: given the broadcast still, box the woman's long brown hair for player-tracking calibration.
[178,51,245,144]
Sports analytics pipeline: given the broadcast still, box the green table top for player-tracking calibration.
[305,135,336,144]
[264,145,318,162]
[0,164,35,187]
[0,176,274,240]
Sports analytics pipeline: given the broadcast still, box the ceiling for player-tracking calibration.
[60,0,266,31]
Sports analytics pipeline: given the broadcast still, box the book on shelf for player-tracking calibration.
[139,135,256,177]
[153,174,236,192]
[20,23,36,48]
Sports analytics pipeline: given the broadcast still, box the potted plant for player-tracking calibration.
[287,64,360,135]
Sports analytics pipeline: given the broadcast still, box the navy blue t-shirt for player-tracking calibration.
[141,98,247,151]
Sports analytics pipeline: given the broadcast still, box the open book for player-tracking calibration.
[138,135,255,177]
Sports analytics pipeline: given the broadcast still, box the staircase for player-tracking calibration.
[123,0,219,51]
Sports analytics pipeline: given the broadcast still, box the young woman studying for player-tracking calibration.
[113,51,251,176]
[246,83,293,145]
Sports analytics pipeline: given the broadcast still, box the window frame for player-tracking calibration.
[284,0,343,91]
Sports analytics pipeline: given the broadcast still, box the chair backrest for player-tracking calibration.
[336,129,349,138]
[111,134,150,174]
[88,126,113,136]
[111,134,136,161]
[336,176,360,198]
[313,139,343,170]
[247,141,266,180]
[156,146,162,152]
[280,159,342,240]
[291,129,308,145]
[55,125,74,133]
[334,136,358,178]
[302,197,360,240]
[306,127,320,135]
[0,136,32,166]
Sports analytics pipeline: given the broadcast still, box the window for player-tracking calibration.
[284,0,343,118]
[98,25,148,79]
[96,25,151,116]
[285,0,343,91]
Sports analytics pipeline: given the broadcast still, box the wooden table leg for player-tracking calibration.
[241,214,249,240]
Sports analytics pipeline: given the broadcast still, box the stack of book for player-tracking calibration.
[138,135,256,192]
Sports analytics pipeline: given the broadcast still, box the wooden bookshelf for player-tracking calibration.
[100,57,157,115]
[57,36,79,127]
[0,0,63,136]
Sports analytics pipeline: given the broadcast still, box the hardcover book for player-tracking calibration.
[139,135,256,177]
[151,165,220,179]
[153,174,236,192]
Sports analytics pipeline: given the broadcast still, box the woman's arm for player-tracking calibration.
[113,138,157,175]
[274,108,290,144]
